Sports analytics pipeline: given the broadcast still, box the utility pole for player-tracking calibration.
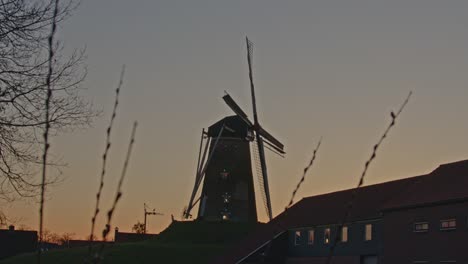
[144,203,163,234]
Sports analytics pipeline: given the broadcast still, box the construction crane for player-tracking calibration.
[144,203,163,234]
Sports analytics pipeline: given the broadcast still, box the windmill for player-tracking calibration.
[183,37,285,222]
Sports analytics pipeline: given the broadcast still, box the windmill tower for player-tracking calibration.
[183,38,285,222]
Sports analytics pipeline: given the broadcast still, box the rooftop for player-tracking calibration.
[212,159,468,264]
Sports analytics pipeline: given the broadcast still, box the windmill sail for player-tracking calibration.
[256,137,273,220]
[246,37,259,125]
[185,125,225,219]
[258,126,284,153]
[222,94,253,126]
[246,37,273,220]
[252,138,270,219]
[185,136,210,218]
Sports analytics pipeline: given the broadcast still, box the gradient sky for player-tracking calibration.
[5,0,468,239]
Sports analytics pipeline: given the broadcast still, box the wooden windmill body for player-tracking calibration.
[184,38,285,222]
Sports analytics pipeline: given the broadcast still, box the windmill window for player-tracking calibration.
[414,222,429,232]
[294,231,302,246]
[440,219,456,230]
[340,226,348,242]
[308,230,315,245]
[364,224,372,241]
[324,228,331,244]
[222,193,231,204]
[220,170,229,180]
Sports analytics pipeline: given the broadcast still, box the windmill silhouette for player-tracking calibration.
[183,38,285,222]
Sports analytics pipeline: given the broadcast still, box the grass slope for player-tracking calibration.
[1,221,261,264]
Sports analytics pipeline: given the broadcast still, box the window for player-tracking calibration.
[294,231,301,245]
[439,261,456,263]
[340,226,348,242]
[361,255,378,264]
[414,222,429,232]
[324,228,331,244]
[219,169,229,180]
[308,230,315,245]
[364,224,372,241]
[440,219,456,230]
[412,261,428,264]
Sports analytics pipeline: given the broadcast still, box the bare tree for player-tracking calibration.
[0,0,95,205]
[132,221,145,234]
[0,210,6,227]
[41,229,60,244]
[58,232,75,245]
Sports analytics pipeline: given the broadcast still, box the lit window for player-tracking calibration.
[341,226,348,242]
[294,231,301,246]
[414,222,429,232]
[440,219,456,230]
[365,224,372,241]
[308,230,314,245]
[324,228,331,244]
[219,170,229,180]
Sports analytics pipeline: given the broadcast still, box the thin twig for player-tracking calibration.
[89,66,125,243]
[259,138,322,262]
[103,121,137,239]
[93,122,137,262]
[325,91,412,264]
[285,138,322,210]
[38,0,59,263]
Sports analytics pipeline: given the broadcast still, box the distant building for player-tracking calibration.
[212,159,468,264]
[39,241,60,252]
[114,227,158,243]
[66,239,111,248]
[0,225,37,260]
[65,227,157,249]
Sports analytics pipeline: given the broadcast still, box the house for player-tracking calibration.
[66,239,111,248]
[211,159,468,264]
[114,227,158,243]
[0,225,37,260]
[382,160,467,263]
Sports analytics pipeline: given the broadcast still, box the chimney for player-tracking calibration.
[114,227,119,242]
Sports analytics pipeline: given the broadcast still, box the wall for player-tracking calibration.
[383,201,468,263]
[0,228,37,260]
[288,219,382,259]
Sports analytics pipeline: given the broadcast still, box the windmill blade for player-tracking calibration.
[222,94,253,126]
[196,129,206,178]
[246,37,259,125]
[185,124,226,218]
[185,195,202,218]
[246,37,284,153]
[263,140,286,158]
[182,206,188,219]
[256,136,273,220]
[185,136,211,219]
[196,124,225,188]
[194,136,211,191]
[252,138,270,218]
[258,126,285,153]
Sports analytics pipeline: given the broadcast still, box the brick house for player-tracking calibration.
[211,159,468,264]
[0,225,37,260]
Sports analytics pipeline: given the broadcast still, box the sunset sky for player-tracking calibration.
[5,0,468,239]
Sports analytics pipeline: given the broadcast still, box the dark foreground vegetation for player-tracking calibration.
[0,221,260,264]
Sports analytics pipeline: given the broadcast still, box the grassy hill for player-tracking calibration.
[1,221,260,264]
